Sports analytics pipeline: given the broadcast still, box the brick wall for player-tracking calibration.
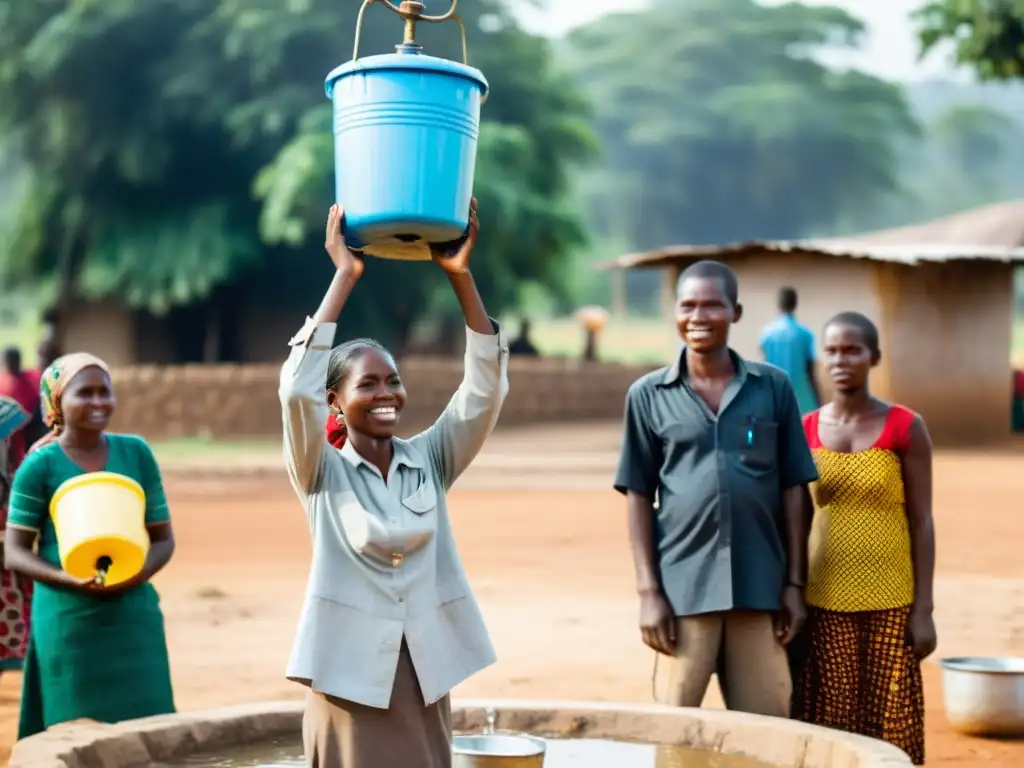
[107,358,656,441]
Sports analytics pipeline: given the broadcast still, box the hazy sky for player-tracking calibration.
[514,0,960,82]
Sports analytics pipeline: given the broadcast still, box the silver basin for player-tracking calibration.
[939,656,1024,736]
[452,734,547,768]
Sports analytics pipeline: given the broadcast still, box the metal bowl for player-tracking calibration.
[939,656,1024,736]
[452,734,547,768]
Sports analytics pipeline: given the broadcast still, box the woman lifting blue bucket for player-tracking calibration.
[283,4,513,767]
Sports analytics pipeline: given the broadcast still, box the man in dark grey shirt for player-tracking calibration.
[614,260,818,717]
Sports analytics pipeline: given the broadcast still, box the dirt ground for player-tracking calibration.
[2,424,1023,766]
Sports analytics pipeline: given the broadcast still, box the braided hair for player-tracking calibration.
[324,338,393,449]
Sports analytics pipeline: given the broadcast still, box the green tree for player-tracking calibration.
[859,102,1020,230]
[0,0,262,319]
[916,0,1024,80]
[931,104,1015,180]
[562,0,919,250]
[0,0,595,356]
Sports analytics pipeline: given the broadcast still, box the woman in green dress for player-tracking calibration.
[3,352,176,739]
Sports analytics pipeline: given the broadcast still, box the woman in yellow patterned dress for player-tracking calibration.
[790,312,936,766]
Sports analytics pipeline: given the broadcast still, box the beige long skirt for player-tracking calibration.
[303,639,452,768]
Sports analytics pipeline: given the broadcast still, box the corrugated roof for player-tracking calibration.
[824,199,1024,247]
[597,199,1024,270]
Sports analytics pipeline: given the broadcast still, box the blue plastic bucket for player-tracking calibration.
[325,47,489,255]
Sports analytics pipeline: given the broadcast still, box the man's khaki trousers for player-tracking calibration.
[654,610,792,717]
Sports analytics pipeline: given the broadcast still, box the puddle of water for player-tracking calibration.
[153,737,778,768]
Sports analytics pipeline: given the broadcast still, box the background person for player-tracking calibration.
[0,395,32,681]
[760,286,821,414]
[0,347,41,467]
[4,353,177,738]
[508,317,540,357]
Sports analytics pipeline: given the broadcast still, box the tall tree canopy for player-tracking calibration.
[931,103,1016,179]
[916,0,1024,80]
[0,0,595,352]
[562,0,919,250]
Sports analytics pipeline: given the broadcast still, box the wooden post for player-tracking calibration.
[869,261,898,401]
[660,265,680,320]
[610,269,627,316]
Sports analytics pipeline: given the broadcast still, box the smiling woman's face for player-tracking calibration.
[61,366,115,433]
[329,348,407,439]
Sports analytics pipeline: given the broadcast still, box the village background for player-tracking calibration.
[1,0,1024,765]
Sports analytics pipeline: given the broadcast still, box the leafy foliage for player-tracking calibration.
[562,0,919,248]
[0,0,595,348]
[916,0,1024,80]
[931,103,1016,177]
[0,0,264,312]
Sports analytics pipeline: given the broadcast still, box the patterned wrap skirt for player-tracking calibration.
[790,605,925,765]
[0,566,31,670]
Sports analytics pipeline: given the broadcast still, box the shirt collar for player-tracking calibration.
[659,346,762,388]
[339,437,424,473]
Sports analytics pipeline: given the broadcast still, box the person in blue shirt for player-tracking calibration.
[759,287,821,414]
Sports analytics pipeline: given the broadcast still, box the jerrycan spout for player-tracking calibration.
[95,555,114,585]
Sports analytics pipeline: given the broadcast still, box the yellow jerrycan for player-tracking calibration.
[50,472,150,587]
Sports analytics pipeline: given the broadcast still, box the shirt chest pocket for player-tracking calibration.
[402,481,438,516]
[731,420,778,476]
[393,479,439,555]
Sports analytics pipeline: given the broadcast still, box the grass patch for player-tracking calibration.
[151,437,279,462]
[524,315,675,366]
[0,309,44,363]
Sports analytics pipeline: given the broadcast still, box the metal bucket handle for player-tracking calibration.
[352,0,469,66]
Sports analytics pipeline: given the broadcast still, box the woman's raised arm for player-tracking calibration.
[279,206,363,494]
[416,199,510,489]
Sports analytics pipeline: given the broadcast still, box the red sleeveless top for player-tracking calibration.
[802,405,917,612]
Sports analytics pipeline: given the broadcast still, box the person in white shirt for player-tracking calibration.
[278,200,509,768]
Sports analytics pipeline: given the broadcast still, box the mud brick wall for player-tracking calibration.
[107,358,656,441]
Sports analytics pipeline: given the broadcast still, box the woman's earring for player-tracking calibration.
[333,409,345,425]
